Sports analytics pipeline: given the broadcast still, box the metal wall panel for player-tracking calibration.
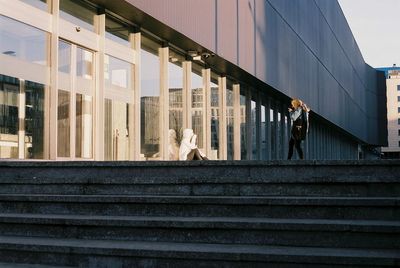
[122,0,386,145]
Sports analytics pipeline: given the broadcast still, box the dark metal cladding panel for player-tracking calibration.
[126,0,216,51]
[238,0,256,75]
[216,0,238,65]
[120,0,386,145]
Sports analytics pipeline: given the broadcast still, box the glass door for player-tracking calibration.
[57,39,94,159]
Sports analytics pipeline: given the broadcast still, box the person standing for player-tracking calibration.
[287,99,310,160]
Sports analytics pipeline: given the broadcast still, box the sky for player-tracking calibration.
[337,0,400,68]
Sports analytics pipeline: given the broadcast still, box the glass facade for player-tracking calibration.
[168,50,184,153]
[226,85,234,160]
[141,36,160,160]
[191,64,204,150]
[210,74,219,160]
[0,0,361,161]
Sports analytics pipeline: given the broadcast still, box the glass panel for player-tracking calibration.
[0,15,47,65]
[191,64,204,149]
[105,15,130,46]
[210,76,219,160]
[277,111,281,159]
[25,81,45,159]
[270,108,275,159]
[57,90,70,157]
[76,94,92,158]
[251,99,257,160]
[240,91,247,160]
[141,37,160,160]
[19,0,48,11]
[261,104,267,159]
[104,99,129,160]
[105,55,132,89]
[58,40,71,73]
[0,75,19,159]
[226,87,234,160]
[168,50,184,156]
[60,0,96,31]
[76,47,93,79]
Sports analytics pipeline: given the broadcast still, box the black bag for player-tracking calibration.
[291,110,309,141]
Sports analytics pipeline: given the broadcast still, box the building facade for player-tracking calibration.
[378,66,400,158]
[0,0,387,161]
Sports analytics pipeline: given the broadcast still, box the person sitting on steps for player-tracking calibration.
[179,129,208,160]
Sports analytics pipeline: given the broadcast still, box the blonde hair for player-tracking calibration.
[291,99,302,109]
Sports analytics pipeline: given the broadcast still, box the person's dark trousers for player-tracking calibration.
[288,137,304,160]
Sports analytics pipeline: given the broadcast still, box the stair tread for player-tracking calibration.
[0,213,399,231]
[0,262,73,268]
[0,194,398,205]
[0,235,399,261]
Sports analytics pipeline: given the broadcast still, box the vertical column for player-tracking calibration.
[203,68,211,157]
[159,47,169,160]
[287,104,292,159]
[280,103,286,160]
[256,91,261,160]
[265,97,271,160]
[94,13,105,160]
[219,76,227,160]
[18,80,26,159]
[246,89,252,160]
[183,61,192,129]
[273,102,278,159]
[49,0,60,159]
[70,45,77,159]
[130,32,141,160]
[233,83,240,160]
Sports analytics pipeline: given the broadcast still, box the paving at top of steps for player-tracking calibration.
[0,160,399,182]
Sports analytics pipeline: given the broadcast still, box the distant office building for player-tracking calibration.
[377,65,400,158]
[0,0,387,161]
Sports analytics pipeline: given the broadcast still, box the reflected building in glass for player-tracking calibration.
[0,0,387,161]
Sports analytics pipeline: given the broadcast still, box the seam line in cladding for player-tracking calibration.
[265,0,370,116]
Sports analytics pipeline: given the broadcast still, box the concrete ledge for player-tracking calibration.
[0,214,398,233]
[0,194,399,206]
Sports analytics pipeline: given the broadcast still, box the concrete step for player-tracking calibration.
[0,236,399,267]
[0,262,73,268]
[0,213,398,249]
[0,194,398,220]
[1,161,399,197]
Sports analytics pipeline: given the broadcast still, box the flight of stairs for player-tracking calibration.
[0,160,399,267]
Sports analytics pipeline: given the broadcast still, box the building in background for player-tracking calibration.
[0,0,387,161]
[377,65,400,159]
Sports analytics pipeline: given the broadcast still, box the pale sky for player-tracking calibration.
[338,0,400,68]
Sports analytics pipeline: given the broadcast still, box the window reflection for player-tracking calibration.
[251,99,257,159]
[104,99,129,160]
[76,94,92,158]
[0,75,19,158]
[226,84,234,160]
[105,15,130,46]
[105,55,131,89]
[58,40,71,73]
[210,75,219,160]
[168,50,184,152]
[261,104,267,159]
[57,90,70,157]
[19,0,48,11]
[270,108,275,159]
[140,36,160,160]
[25,81,45,159]
[191,64,204,149]
[0,15,47,65]
[60,0,96,31]
[76,47,93,79]
[240,90,247,160]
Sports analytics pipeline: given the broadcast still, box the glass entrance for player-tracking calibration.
[57,39,94,159]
